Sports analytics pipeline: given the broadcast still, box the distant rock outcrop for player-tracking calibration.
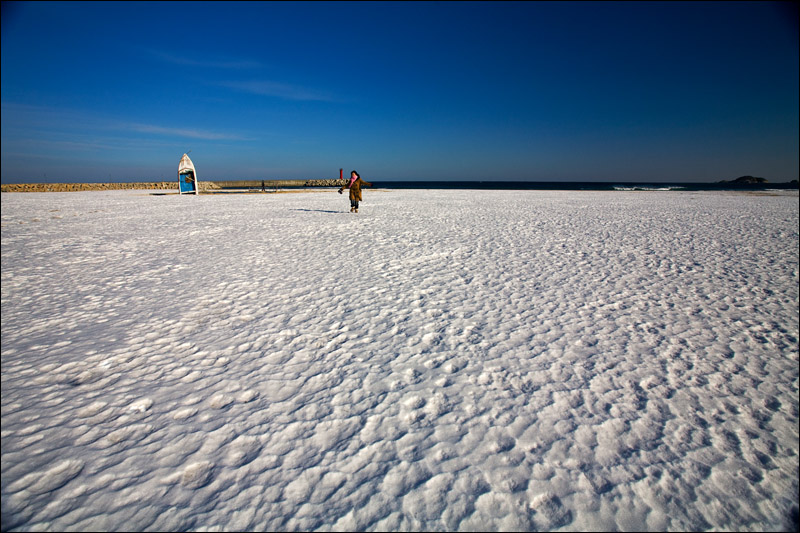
[717,175,768,184]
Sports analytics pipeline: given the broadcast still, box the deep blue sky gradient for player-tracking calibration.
[2,1,797,183]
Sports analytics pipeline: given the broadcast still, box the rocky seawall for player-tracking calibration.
[304,179,347,187]
[1,182,181,192]
[1,179,347,193]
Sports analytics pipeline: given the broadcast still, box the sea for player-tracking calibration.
[254,180,799,192]
[367,181,799,192]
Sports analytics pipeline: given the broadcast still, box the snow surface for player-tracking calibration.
[1,188,798,532]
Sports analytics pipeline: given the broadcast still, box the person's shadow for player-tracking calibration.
[291,208,342,214]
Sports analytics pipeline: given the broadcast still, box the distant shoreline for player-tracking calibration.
[2,179,798,193]
[0,179,346,193]
[1,182,179,193]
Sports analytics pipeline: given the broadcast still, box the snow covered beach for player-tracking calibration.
[1,188,798,532]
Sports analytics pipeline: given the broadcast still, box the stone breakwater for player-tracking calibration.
[1,179,348,193]
[305,179,347,187]
[1,182,181,193]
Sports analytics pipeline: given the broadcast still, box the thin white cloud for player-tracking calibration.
[140,48,339,102]
[127,123,253,141]
[145,48,262,70]
[1,102,105,130]
[2,137,130,153]
[1,102,255,143]
[217,80,337,102]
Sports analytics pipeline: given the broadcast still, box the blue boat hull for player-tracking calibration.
[179,171,197,194]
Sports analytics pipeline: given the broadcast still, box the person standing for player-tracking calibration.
[338,170,372,213]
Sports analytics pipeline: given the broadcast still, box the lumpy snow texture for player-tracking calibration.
[2,189,798,531]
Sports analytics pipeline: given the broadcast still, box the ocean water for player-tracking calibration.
[366,181,800,192]
[225,180,800,192]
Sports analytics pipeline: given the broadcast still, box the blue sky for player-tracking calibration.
[1,1,797,183]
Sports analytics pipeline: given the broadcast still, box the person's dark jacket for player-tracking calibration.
[340,177,372,201]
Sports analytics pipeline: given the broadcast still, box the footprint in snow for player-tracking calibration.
[180,461,215,489]
[173,407,198,420]
[404,395,426,409]
[208,393,235,409]
[425,393,451,418]
[490,434,517,453]
[529,492,572,529]
[402,394,428,424]
[98,424,155,448]
[237,390,259,403]
[224,436,262,467]
[405,368,422,384]
[443,360,465,374]
[77,401,108,418]
[7,459,85,495]
[128,397,153,413]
